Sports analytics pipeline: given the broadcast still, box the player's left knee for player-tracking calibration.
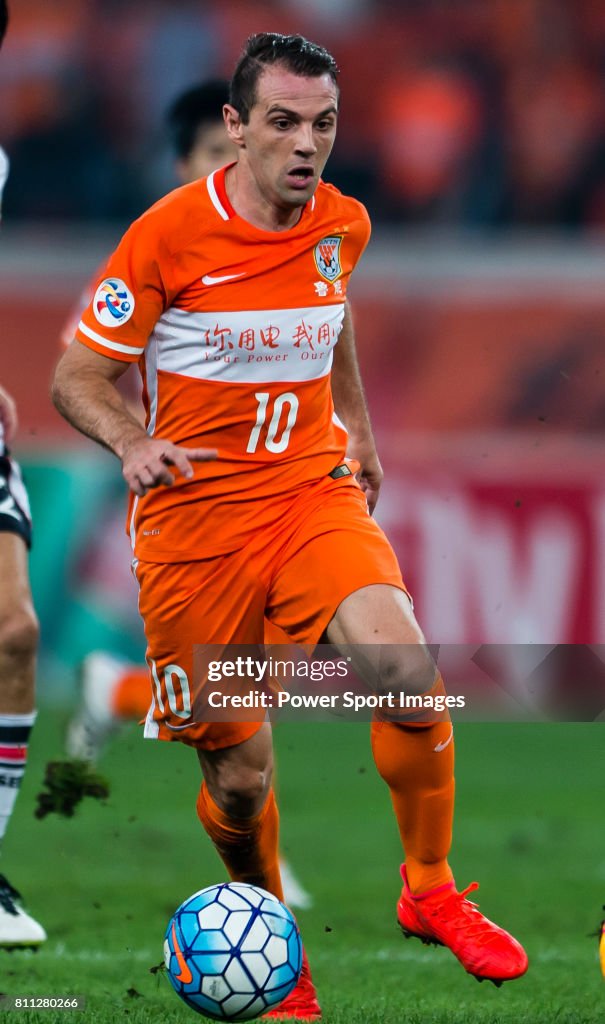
[376,645,437,700]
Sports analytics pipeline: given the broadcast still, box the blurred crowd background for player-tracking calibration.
[2,0,605,677]
[3,0,605,229]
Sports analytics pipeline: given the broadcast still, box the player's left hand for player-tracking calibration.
[0,384,17,445]
[348,442,383,515]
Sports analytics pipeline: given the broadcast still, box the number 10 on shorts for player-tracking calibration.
[247,392,299,454]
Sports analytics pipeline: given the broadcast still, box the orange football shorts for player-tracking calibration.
[135,472,406,749]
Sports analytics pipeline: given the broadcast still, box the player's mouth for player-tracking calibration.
[285,165,315,189]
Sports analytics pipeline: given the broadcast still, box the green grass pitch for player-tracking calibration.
[2,714,604,1023]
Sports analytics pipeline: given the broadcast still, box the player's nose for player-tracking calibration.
[293,124,317,157]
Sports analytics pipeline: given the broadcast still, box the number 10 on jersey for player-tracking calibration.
[247,392,299,454]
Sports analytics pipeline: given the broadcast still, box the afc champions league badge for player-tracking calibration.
[93,278,135,328]
[314,235,343,282]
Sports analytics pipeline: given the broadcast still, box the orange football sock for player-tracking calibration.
[196,782,284,902]
[110,668,150,720]
[371,676,455,895]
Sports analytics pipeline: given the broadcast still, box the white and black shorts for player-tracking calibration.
[0,447,32,549]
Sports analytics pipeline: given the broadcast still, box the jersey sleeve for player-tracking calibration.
[75,213,171,362]
[321,183,372,274]
[348,202,371,269]
[59,259,106,350]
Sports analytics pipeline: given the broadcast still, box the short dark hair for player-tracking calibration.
[0,0,8,49]
[166,79,230,159]
[230,32,339,124]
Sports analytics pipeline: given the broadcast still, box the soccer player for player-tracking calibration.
[62,75,312,912]
[0,0,46,950]
[52,33,528,1017]
[62,77,313,911]
[64,79,237,762]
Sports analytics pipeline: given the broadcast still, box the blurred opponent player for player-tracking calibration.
[53,33,528,1017]
[0,0,46,948]
[64,80,237,764]
[0,380,46,950]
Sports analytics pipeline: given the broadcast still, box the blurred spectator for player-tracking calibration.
[500,57,605,226]
[5,80,138,220]
[374,61,485,222]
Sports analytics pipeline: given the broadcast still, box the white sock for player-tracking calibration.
[0,712,36,843]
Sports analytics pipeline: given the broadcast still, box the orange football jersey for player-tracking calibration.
[75,164,371,560]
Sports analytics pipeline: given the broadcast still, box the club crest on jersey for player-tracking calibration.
[93,278,135,328]
[314,235,343,282]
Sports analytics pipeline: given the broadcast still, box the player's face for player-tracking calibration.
[227,66,338,212]
[177,122,237,184]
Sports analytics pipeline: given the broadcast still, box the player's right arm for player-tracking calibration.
[58,265,146,428]
[52,343,216,497]
[52,202,217,495]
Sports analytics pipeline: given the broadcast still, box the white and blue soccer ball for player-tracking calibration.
[164,882,303,1020]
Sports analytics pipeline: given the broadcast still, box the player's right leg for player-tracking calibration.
[134,553,320,1019]
[196,723,281,894]
[195,725,319,1022]
[0,506,46,947]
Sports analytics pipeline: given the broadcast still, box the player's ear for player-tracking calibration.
[223,104,245,148]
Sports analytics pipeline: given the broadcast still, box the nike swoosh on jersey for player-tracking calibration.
[201,272,246,285]
[433,727,454,753]
[171,922,193,984]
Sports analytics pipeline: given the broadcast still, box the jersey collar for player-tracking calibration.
[206,164,236,221]
[206,164,317,227]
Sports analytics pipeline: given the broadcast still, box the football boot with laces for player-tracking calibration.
[397,863,528,985]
